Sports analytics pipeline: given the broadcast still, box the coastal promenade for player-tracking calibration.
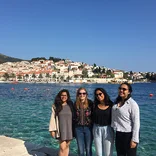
[0,136,76,156]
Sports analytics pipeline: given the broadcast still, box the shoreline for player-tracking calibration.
[0,80,110,84]
[0,135,76,156]
[0,80,151,84]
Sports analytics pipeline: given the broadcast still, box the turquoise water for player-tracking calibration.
[0,83,156,156]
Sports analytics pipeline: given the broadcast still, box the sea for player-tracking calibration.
[0,83,156,156]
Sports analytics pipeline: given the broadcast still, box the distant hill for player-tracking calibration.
[0,53,26,64]
[0,53,65,64]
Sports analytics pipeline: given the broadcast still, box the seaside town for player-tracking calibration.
[0,57,155,84]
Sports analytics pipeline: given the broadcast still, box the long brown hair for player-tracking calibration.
[75,87,88,109]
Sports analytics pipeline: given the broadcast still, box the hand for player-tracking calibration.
[130,141,137,148]
[50,131,56,138]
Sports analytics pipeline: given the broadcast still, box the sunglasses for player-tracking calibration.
[96,93,103,97]
[78,92,86,95]
[61,94,67,97]
[118,87,128,91]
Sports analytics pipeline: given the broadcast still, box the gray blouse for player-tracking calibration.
[58,104,73,141]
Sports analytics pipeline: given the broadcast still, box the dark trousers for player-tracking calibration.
[115,131,137,156]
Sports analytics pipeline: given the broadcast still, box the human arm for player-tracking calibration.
[131,100,140,144]
[49,106,57,138]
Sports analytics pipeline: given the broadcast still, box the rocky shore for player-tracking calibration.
[0,136,76,156]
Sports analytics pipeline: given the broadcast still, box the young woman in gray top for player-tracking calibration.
[49,89,74,156]
[111,82,140,156]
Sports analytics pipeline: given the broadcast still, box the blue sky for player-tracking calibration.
[0,0,156,72]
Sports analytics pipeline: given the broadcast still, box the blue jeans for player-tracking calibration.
[93,124,114,156]
[75,125,93,156]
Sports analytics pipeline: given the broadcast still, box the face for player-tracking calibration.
[78,89,87,102]
[61,92,68,103]
[118,84,130,99]
[95,90,105,102]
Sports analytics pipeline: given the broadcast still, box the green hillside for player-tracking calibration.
[0,53,26,64]
[0,53,64,64]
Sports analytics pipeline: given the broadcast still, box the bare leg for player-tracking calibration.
[66,141,70,155]
[59,140,71,156]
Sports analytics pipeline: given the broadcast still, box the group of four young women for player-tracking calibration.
[49,82,140,156]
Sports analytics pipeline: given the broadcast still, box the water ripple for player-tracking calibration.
[0,83,156,155]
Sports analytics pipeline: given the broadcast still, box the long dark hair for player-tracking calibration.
[94,88,113,107]
[115,82,133,104]
[54,89,72,116]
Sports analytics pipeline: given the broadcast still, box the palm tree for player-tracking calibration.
[46,73,50,82]
[46,73,50,78]
[25,74,29,81]
[10,73,16,81]
[38,73,43,78]
[32,73,36,81]
[17,75,22,81]
[67,76,71,82]
[82,69,88,78]
[3,73,10,81]
[60,75,64,82]
[38,73,43,81]
[52,74,56,81]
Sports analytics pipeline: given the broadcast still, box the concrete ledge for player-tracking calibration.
[0,135,59,156]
